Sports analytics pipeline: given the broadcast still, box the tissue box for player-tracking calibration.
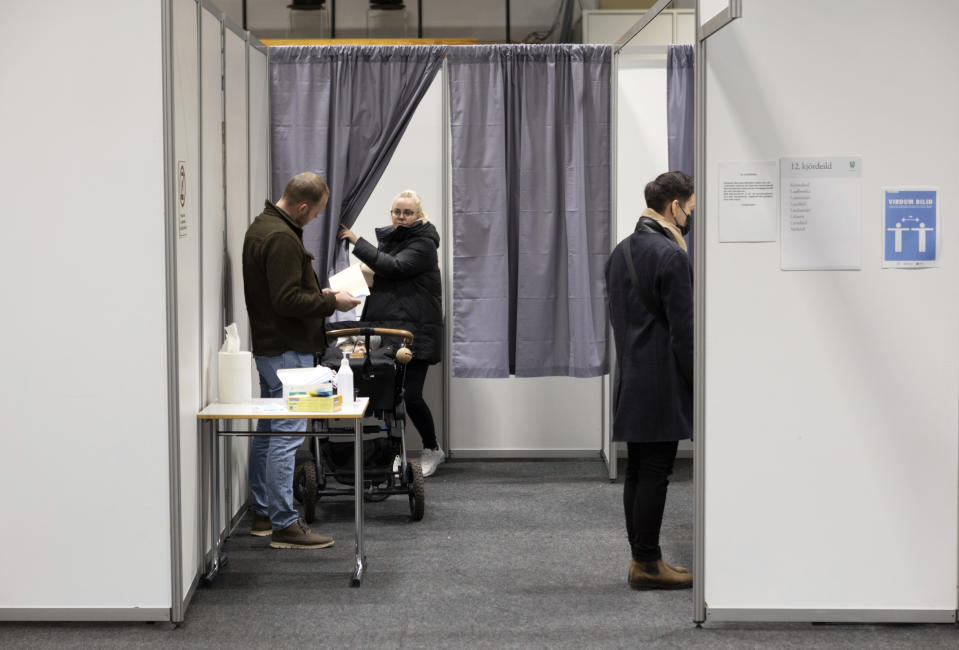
[218,351,252,403]
[287,394,342,412]
[276,366,339,411]
[276,367,333,400]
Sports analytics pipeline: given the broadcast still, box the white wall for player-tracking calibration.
[223,25,252,533]
[199,6,226,574]
[583,9,695,45]
[194,5,271,571]
[0,0,272,620]
[192,4,268,595]
[201,6,226,413]
[616,54,668,246]
[0,0,171,614]
[700,0,730,25]
[450,377,604,455]
[173,0,202,603]
[702,0,958,618]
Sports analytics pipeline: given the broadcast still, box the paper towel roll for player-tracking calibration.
[218,351,252,403]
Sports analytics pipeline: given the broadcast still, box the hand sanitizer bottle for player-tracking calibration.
[337,351,354,406]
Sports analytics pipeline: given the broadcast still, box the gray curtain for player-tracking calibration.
[448,45,611,379]
[269,45,446,286]
[667,44,694,176]
[667,44,695,260]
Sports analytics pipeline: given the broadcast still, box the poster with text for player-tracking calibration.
[719,160,778,242]
[883,188,939,268]
[780,156,862,270]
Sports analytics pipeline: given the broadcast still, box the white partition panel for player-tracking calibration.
[224,26,252,520]
[701,0,958,621]
[200,7,226,562]
[172,0,202,604]
[225,27,251,356]
[201,7,225,410]
[0,0,171,617]
[249,47,270,220]
[616,53,668,246]
[700,0,732,25]
[584,10,673,45]
[450,378,603,455]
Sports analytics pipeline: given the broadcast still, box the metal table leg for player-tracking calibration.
[350,417,366,586]
[203,420,226,582]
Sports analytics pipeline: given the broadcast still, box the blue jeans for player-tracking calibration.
[249,350,313,530]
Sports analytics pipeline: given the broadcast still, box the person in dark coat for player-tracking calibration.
[605,171,695,590]
[337,190,445,476]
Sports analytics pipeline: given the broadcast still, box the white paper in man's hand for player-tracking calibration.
[328,262,371,298]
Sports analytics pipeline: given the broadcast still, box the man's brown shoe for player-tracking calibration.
[250,511,271,537]
[628,558,693,590]
[270,519,335,550]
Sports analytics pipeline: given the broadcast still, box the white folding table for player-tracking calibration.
[197,397,371,586]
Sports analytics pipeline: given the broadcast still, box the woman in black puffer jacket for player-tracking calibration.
[337,190,445,477]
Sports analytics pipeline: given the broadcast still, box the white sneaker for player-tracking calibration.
[419,447,446,477]
[392,454,402,474]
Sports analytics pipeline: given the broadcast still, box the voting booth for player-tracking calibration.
[692,0,958,623]
[604,5,696,477]
[3,0,955,627]
[0,0,268,622]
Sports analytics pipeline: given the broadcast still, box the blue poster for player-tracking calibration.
[883,188,938,268]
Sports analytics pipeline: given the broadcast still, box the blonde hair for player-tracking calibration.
[393,189,428,223]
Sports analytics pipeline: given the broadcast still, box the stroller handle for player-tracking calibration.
[326,327,414,346]
[327,327,414,364]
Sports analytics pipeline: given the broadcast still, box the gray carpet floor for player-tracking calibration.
[1,459,957,649]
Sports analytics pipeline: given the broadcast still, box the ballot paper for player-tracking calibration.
[253,403,287,413]
[328,262,371,297]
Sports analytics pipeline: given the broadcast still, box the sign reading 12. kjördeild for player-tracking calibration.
[883,188,938,268]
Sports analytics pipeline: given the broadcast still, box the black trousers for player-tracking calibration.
[623,440,679,562]
[403,359,438,449]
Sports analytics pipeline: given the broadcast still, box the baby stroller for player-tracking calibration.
[292,323,425,522]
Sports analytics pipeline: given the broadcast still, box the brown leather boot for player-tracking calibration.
[663,560,689,574]
[250,511,271,537]
[628,558,693,590]
[270,519,335,550]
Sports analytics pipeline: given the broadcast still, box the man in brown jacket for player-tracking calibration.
[243,172,360,549]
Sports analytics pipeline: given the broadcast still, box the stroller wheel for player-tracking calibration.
[406,460,425,521]
[295,461,319,524]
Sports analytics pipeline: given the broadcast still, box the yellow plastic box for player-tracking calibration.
[287,394,343,412]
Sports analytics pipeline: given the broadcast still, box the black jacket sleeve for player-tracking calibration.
[352,236,437,280]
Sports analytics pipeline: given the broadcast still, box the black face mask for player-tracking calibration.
[678,208,693,236]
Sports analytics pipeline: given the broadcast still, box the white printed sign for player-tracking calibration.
[780,156,862,270]
[719,160,778,242]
